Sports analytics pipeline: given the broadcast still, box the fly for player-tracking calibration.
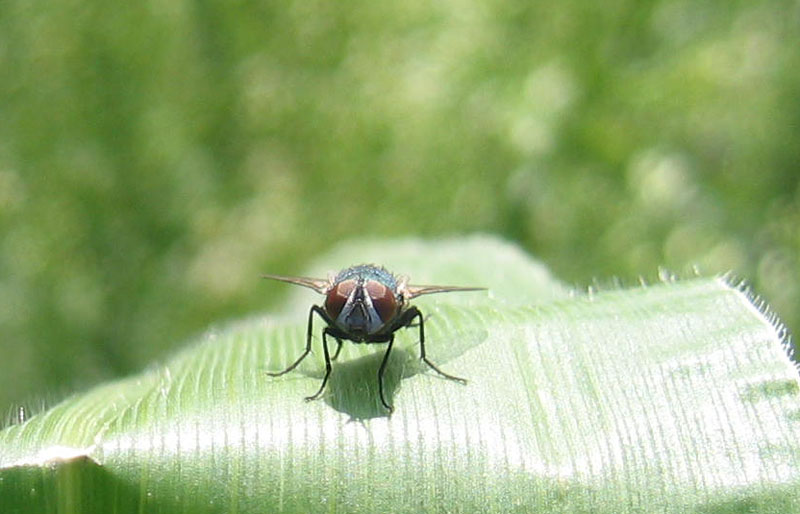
[263,264,485,413]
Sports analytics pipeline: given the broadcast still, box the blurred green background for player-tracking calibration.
[1,1,798,419]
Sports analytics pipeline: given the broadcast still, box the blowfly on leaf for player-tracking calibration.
[263,264,485,413]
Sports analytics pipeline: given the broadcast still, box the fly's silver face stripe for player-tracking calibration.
[336,280,383,334]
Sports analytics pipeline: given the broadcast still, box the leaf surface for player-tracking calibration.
[2,236,799,513]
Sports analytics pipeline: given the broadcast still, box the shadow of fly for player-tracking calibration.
[263,264,485,413]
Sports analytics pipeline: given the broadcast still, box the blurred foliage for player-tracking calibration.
[1,0,798,417]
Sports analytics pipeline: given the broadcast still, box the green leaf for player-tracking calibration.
[2,236,799,513]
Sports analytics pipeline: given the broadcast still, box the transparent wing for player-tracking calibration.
[261,274,331,294]
[404,284,486,299]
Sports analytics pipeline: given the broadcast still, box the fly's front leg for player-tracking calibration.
[305,327,333,402]
[405,313,432,328]
[330,337,344,361]
[408,307,467,385]
[268,304,327,376]
[377,336,395,413]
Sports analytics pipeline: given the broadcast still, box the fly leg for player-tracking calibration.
[268,304,327,376]
[305,327,334,402]
[407,307,467,384]
[405,312,432,328]
[377,336,395,413]
[330,337,344,361]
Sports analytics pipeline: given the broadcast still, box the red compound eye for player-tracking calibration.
[325,279,356,318]
[365,280,398,323]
